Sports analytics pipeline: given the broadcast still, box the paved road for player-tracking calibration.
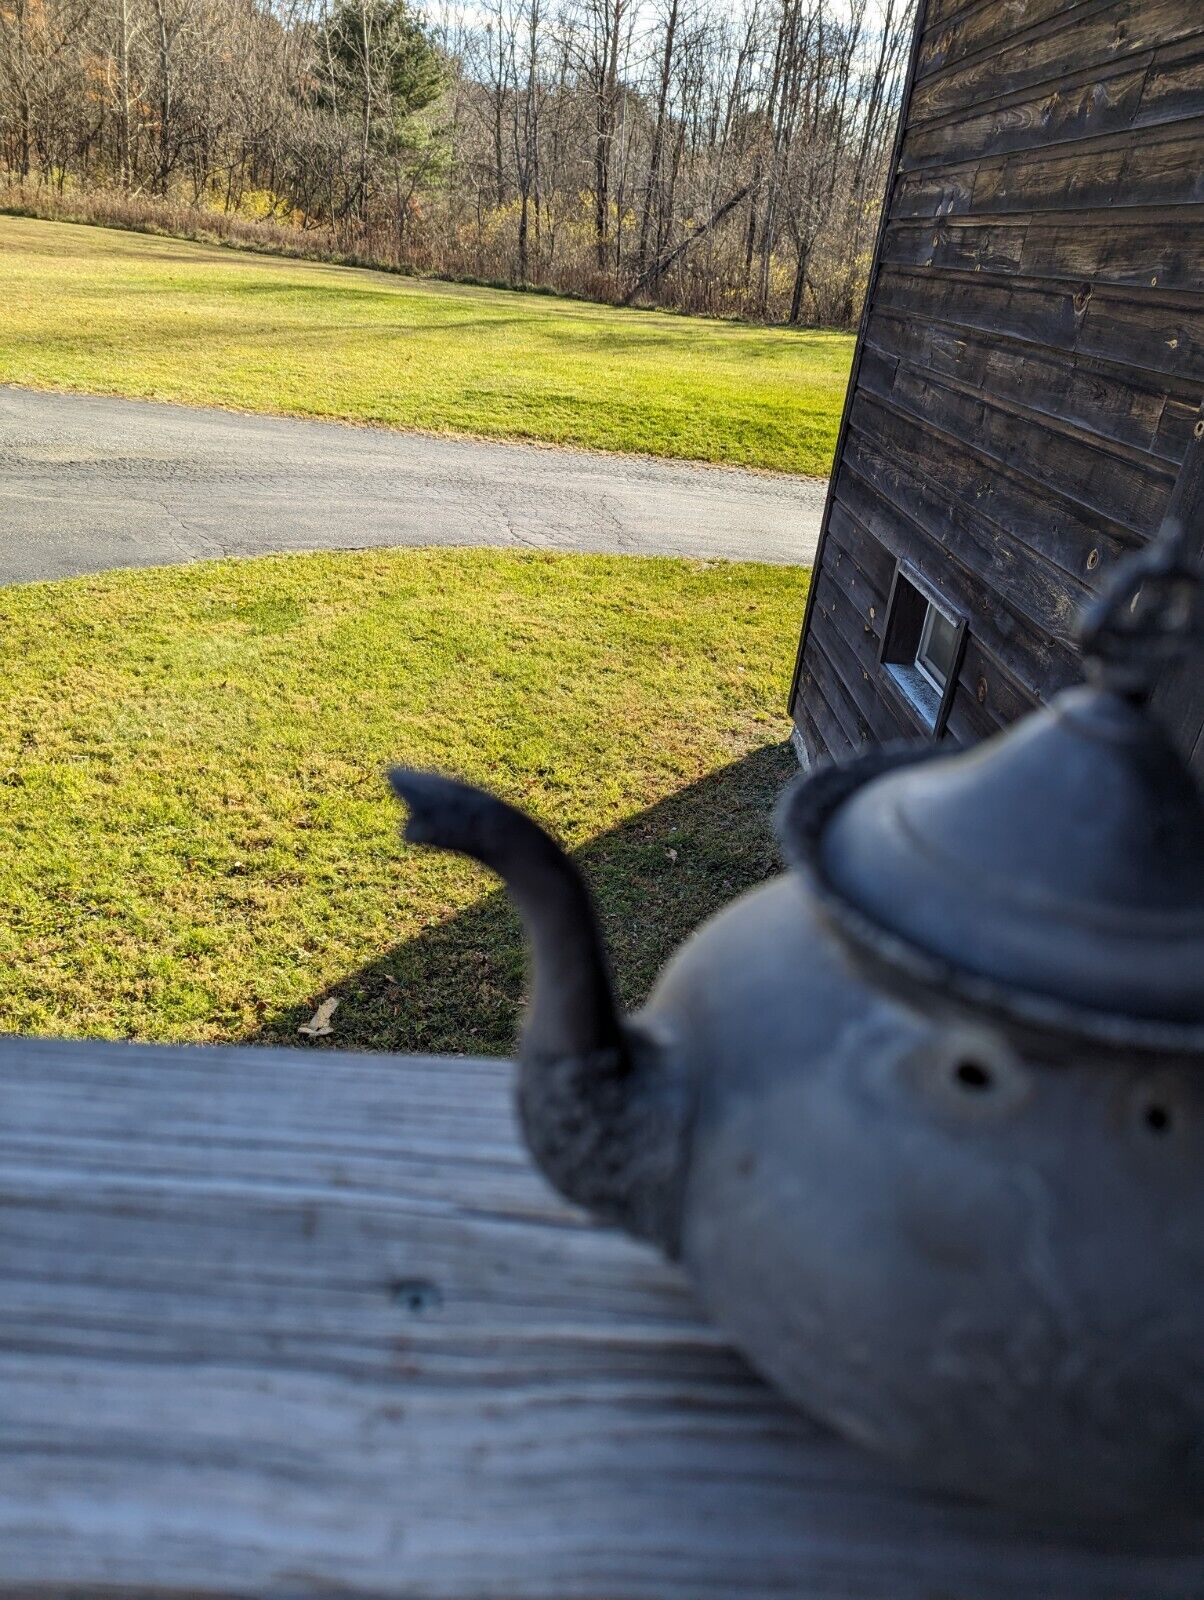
[0,388,825,585]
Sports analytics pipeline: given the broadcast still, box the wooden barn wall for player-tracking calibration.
[789,0,1204,778]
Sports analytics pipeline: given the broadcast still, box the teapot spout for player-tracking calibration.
[389,769,687,1254]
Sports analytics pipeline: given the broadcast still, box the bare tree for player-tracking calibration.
[0,0,915,326]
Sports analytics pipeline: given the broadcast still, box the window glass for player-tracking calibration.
[917,603,959,688]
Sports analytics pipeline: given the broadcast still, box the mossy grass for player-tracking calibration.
[0,548,806,1052]
[0,214,851,475]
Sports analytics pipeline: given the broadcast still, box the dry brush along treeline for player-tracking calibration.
[0,0,913,323]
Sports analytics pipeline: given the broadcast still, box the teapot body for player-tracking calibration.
[389,704,1204,1528]
[643,872,1204,1523]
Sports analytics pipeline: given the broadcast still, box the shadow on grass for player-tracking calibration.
[251,740,798,1057]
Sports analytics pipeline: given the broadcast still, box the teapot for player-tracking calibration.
[389,475,1204,1526]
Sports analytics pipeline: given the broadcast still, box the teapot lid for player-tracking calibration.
[782,450,1204,1053]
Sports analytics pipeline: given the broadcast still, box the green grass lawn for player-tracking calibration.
[0,214,851,475]
[0,549,804,1053]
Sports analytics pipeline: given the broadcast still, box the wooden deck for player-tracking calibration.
[2,1034,1202,1598]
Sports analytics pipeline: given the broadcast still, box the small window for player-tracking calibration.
[880,565,966,735]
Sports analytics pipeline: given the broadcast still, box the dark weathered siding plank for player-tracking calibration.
[1076,291,1204,383]
[881,218,1029,276]
[910,0,1204,127]
[959,634,1040,729]
[942,637,1041,745]
[903,55,1192,173]
[1140,41,1204,126]
[824,506,898,596]
[907,33,1204,176]
[861,353,1171,543]
[877,267,1204,395]
[873,273,1203,392]
[873,267,1085,355]
[905,62,1147,171]
[882,213,1204,297]
[792,688,837,766]
[794,659,858,763]
[821,534,893,638]
[894,122,1204,219]
[917,0,1103,84]
[846,393,1116,614]
[1018,216,1204,297]
[805,624,875,747]
[943,678,998,745]
[971,123,1204,216]
[862,307,1195,460]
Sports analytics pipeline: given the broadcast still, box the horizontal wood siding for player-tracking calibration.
[792,0,1204,770]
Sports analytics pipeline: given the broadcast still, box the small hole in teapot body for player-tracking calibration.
[1143,1102,1172,1135]
[954,1059,993,1091]
[1114,1072,1199,1170]
[903,1023,1030,1121]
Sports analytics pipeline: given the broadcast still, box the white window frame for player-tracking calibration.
[915,601,957,697]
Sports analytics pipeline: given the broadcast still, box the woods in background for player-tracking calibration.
[0,0,914,323]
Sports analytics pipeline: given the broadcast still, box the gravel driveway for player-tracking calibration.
[0,386,826,585]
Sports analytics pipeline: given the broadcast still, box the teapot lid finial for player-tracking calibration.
[1078,415,1204,701]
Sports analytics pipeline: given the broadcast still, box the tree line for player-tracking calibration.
[0,0,915,324]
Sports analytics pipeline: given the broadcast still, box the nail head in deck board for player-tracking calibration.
[791,0,1204,775]
[3,1034,1204,1599]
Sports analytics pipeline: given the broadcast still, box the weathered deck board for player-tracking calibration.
[2,1036,1204,1598]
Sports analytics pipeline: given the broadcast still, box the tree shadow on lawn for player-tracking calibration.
[249,740,799,1058]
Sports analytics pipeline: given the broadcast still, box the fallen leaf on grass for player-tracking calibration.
[298,997,339,1037]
